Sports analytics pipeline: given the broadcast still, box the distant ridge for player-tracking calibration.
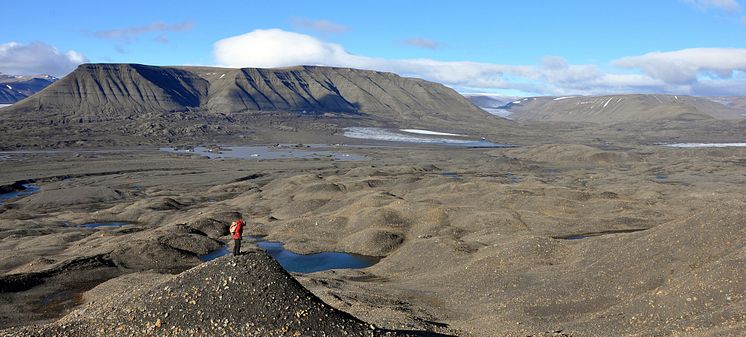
[0,63,504,147]
[500,95,745,124]
[0,73,57,104]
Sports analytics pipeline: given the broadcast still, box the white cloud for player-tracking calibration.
[213,29,746,96]
[292,18,350,34]
[683,0,741,12]
[614,48,746,84]
[0,42,87,76]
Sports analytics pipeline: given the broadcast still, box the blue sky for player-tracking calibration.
[2,0,746,96]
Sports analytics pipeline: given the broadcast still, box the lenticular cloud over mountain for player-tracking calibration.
[213,29,365,69]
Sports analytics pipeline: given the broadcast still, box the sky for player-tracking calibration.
[2,0,746,96]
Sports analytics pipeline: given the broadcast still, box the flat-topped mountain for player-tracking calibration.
[0,73,57,104]
[4,63,488,122]
[0,63,503,147]
[501,94,745,124]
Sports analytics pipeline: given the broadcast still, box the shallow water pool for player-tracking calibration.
[200,236,380,273]
[0,184,39,204]
[79,222,130,229]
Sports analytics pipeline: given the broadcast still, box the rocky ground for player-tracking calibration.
[0,140,744,336]
[1,250,439,337]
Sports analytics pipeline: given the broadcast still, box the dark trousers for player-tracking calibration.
[233,239,242,256]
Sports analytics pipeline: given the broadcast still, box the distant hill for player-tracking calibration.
[0,63,506,147]
[0,73,57,104]
[501,94,745,124]
[709,97,746,114]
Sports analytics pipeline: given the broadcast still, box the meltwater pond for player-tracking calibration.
[62,221,133,229]
[0,183,39,204]
[200,236,380,273]
[79,222,129,229]
[161,145,365,161]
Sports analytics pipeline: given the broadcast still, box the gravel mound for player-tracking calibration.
[1,250,421,337]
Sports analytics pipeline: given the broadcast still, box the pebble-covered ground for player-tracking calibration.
[0,250,437,337]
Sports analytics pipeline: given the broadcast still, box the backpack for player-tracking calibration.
[229,221,237,234]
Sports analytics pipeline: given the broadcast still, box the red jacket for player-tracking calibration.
[232,219,245,239]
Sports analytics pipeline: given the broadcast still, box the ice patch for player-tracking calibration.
[481,108,513,119]
[553,96,574,101]
[603,98,612,108]
[400,129,466,137]
[344,127,515,148]
[219,73,225,79]
[4,85,11,90]
[661,143,746,148]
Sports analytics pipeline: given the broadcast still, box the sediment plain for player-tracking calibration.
[0,139,744,336]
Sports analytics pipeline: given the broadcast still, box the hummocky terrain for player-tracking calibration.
[0,73,57,104]
[0,63,744,336]
[0,145,744,336]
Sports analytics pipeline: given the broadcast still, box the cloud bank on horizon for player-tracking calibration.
[0,42,87,77]
[213,29,746,96]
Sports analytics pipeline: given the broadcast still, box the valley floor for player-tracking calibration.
[0,142,744,336]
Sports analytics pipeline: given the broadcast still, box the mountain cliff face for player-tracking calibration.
[203,66,479,121]
[8,64,208,117]
[502,95,744,124]
[0,63,501,147]
[5,64,488,123]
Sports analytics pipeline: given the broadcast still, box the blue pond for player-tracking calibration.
[199,246,229,262]
[0,184,39,204]
[200,236,380,273]
[79,222,129,229]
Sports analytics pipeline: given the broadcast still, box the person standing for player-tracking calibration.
[230,217,245,256]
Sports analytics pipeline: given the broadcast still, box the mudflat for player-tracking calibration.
[0,140,743,336]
